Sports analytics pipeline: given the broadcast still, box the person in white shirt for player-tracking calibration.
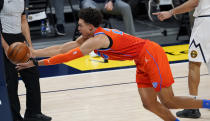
[153,0,210,119]
[0,0,51,121]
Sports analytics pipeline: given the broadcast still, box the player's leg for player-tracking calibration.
[112,0,135,35]
[138,87,177,121]
[144,41,205,110]
[141,41,209,120]
[135,46,177,120]
[80,0,97,9]
[176,61,202,118]
[188,61,201,96]
[158,86,203,109]
[176,16,207,118]
[135,41,178,121]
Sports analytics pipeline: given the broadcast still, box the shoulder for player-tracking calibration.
[92,34,109,43]
[81,34,109,50]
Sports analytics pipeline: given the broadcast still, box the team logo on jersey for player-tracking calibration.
[152,82,158,88]
[190,50,198,58]
[145,57,149,63]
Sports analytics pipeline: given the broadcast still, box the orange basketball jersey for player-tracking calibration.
[94,27,148,60]
[94,27,174,91]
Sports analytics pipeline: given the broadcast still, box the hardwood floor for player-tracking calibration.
[18,62,210,121]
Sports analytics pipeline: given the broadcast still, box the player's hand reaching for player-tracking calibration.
[16,60,35,70]
[152,11,173,21]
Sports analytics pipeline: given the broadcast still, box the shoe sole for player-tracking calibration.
[177,115,201,119]
[176,113,201,119]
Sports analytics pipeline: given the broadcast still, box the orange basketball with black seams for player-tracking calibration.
[7,42,30,64]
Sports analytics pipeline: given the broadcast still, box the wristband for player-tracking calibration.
[29,58,38,66]
[43,47,84,66]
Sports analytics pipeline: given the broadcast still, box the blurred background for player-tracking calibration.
[27,0,192,49]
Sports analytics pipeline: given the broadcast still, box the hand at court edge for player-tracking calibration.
[16,60,35,71]
[152,11,172,21]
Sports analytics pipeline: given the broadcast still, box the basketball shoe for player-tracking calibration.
[176,109,201,119]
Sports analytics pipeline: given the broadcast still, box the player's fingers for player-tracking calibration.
[16,65,24,70]
[16,63,25,67]
[157,15,165,21]
[159,17,165,21]
[16,63,29,70]
[152,12,160,15]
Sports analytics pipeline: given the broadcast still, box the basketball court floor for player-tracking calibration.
[18,44,210,121]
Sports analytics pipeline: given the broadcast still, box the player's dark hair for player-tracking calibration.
[78,8,103,27]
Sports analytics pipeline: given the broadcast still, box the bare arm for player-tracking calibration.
[21,14,33,47]
[16,34,110,69]
[171,0,199,15]
[33,35,87,57]
[153,0,199,21]
[1,35,9,55]
[37,34,109,66]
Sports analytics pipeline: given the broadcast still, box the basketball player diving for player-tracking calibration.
[2,8,210,121]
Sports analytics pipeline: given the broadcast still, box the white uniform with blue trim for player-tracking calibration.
[189,0,210,71]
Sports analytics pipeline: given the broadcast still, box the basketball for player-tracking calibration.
[7,42,30,64]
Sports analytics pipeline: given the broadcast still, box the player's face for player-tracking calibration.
[78,19,94,38]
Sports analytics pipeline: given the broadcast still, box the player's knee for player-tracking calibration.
[142,102,156,111]
[142,103,151,110]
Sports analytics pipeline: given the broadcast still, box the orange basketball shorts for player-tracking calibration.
[134,41,174,92]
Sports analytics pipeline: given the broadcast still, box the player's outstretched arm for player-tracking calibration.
[153,0,198,21]
[16,46,86,70]
[16,34,109,70]
[33,35,86,57]
[40,35,107,66]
